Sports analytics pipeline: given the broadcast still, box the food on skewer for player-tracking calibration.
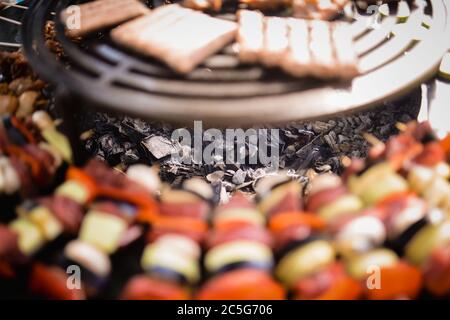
[0,113,70,201]
[61,0,150,37]
[197,194,285,299]
[306,173,363,223]
[121,177,211,300]
[1,116,450,299]
[111,4,237,74]
[344,248,422,300]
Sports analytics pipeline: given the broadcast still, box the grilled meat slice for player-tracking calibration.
[261,17,289,67]
[237,10,265,63]
[61,0,150,37]
[282,18,311,77]
[309,20,335,78]
[112,4,237,74]
[332,22,360,79]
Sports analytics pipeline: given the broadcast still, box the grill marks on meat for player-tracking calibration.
[111,5,237,74]
[261,17,289,67]
[332,22,360,79]
[281,19,311,77]
[237,10,264,63]
[237,10,359,79]
[309,20,335,78]
[61,0,150,37]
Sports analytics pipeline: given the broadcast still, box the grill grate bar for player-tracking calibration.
[19,0,450,124]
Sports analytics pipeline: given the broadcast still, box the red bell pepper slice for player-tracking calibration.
[364,262,422,300]
[269,211,325,233]
[120,275,190,300]
[29,263,85,300]
[197,268,285,300]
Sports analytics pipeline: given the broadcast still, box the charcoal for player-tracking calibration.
[82,87,421,196]
[141,136,178,160]
[232,169,247,185]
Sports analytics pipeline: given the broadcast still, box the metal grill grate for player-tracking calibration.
[17,0,450,125]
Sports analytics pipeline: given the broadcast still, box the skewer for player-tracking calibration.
[0,14,21,25]
[0,41,21,48]
[1,2,56,15]
[0,2,28,10]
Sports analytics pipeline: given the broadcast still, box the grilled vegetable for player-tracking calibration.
[79,211,128,254]
[365,262,422,300]
[276,240,335,287]
[348,162,409,205]
[30,263,86,300]
[346,248,399,280]
[141,242,200,285]
[204,240,273,274]
[64,240,111,278]
[9,218,45,256]
[197,268,285,300]
[120,275,190,300]
[26,206,63,241]
[334,216,386,257]
[405,219,450,267]
[214,207,265,229]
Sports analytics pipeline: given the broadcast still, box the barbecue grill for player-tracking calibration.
[0,0,448,164]
[19,0,449,122]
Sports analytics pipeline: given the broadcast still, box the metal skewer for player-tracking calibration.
[0,14,21,25]
[0,41,21,48]
[0,2,28,10]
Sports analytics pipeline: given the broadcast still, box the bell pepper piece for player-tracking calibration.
[364,262,422,300]
[316,277,363,300]
[30,263,85,300]
[269,211,326,233]
[120,275,190,300]
[197,268,285,300]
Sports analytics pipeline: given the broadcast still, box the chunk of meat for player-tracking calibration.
[237,10,265,63]
[261,17,289,67]
[282,18,311,77]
